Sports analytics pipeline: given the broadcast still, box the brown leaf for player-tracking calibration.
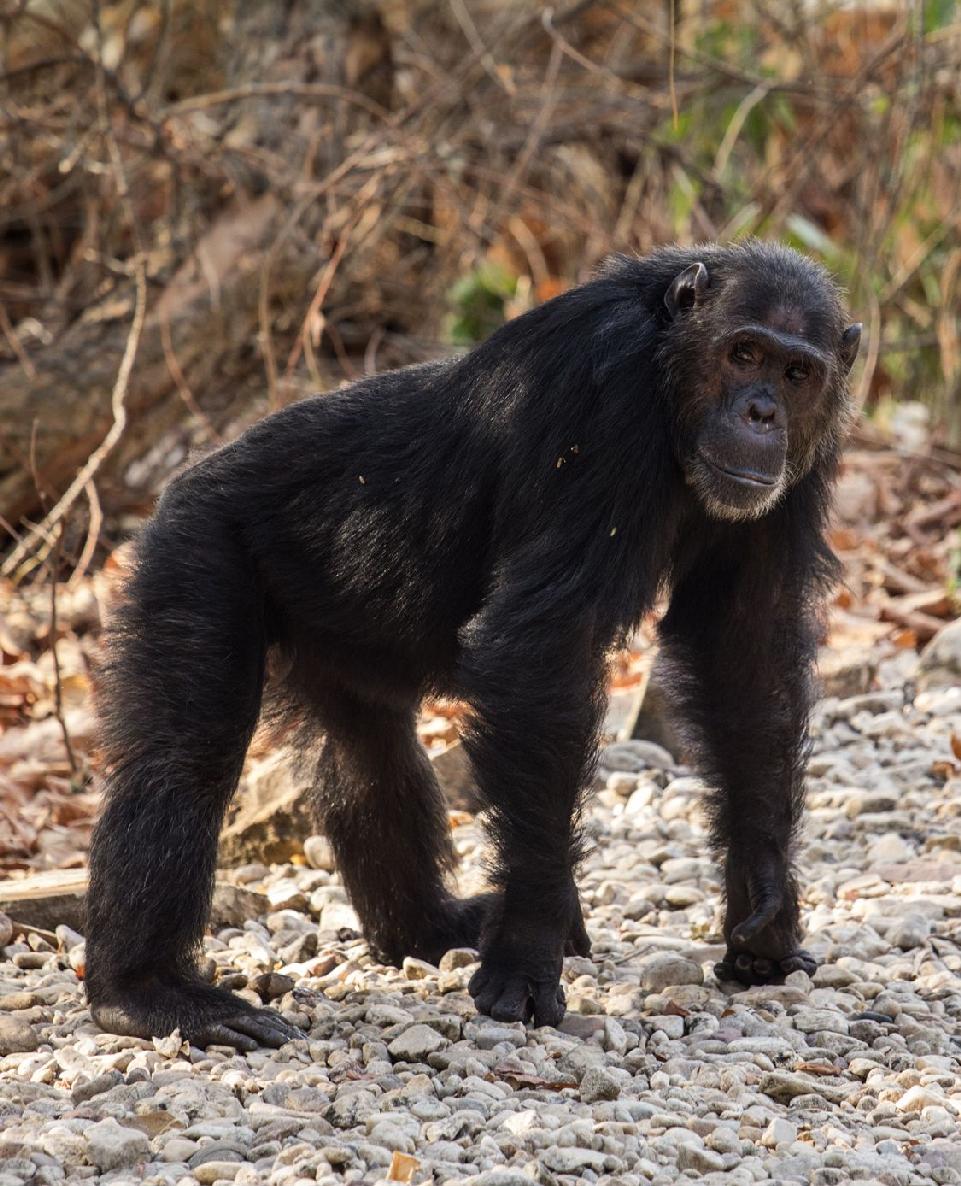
[493,1065,578,1091]
[793,1061,840,1076]
[387,1152,420,1183]
[950,734,961,761]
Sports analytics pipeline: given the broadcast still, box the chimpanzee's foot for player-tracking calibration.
[715,947,817,986]
[716,848,817,986]
[368,893,496,966]
[89,978,306,1051]
[372,890,591,969]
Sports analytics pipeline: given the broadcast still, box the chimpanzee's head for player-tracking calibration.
[661,242,861,522]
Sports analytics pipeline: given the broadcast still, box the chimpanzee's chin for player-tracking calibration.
[688,454,785,521]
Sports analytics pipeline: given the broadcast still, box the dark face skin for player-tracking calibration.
[664,261,862,521]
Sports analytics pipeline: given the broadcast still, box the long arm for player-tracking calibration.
[455,555,610,1025]
[658,475,838,982]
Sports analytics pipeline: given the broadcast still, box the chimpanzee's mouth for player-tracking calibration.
[702,455,780,488]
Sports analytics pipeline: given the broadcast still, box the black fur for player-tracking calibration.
[86,240,858,1045]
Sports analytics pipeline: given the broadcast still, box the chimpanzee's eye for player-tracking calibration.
[785,362,810,383]
[730,342,758,366]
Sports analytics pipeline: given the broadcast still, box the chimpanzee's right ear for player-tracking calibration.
[664,262,709,318]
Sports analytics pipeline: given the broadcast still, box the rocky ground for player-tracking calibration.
[1,639,960,1186]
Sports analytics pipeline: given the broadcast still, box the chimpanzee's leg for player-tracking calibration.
[658,531,823,986]
[310,688,493,964]
[457,608,601,1027]
[86,481,304,1050]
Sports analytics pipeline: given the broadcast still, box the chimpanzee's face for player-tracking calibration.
[662,259,861,522]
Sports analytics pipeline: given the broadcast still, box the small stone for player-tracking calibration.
[402,957,437,980]
[388,1024,448,1062]
[606,771,640,798]
[472,1174,538,1186]
[541,1146,608,1172]
[761,1117,797,1148]
[472,1023,526,1050]
[303,834,335,870]
[194,1162,242,1184]
[249,972,294,1001]
[869,834,915,863]
[759,1071,840,1103]
[602,1016,629,1055]
[71,1071,124,1104]
[0,912,12,946]
[501,1110,539,1136]
[319,901,360,932]
[558,1013,605,1040]
[636,951,703,992]
[918,617,961,689]
[580,1066,620,1102]
[0,1016,38,1055]
[897,1085,943,1113]
[887,914,931,949]
[439,948,477,971]
[791,1008,849,1035]
[84,1118,150,1172]
[677,1144,725,1173]
[649,1015,684,1039]
[161,1139,199,1163]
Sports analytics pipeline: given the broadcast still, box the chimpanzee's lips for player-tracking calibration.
[701,454,779,488]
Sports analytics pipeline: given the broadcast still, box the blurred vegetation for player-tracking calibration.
[1,0,960,563]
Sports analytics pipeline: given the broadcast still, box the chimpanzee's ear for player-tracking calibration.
[664,262,709,318]
[840,322,862,372]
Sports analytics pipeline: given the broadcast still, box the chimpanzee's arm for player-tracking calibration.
[658,487,836,984]
[455,575,605,1026]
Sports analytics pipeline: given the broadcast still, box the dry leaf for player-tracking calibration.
[387,1152,420,1183]
[493,1065,578,1091]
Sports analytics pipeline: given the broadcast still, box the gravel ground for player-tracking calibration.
[1,648,960,1186]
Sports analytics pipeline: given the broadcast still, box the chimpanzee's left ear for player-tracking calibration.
[840,323,862,372]
[664,262,709,318]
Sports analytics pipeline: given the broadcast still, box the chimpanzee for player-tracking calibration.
[85,240,861,1049]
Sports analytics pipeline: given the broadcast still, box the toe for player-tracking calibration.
[197,1023,259,1052]
[780,950,817,977]
[228,1008,303,1048]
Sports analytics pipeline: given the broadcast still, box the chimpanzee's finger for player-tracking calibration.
[470,970,504,1016]
[731,892,781,946]
[490,980,533,1023]
[532,981,566,1028]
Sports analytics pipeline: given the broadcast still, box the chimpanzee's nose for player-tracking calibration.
[745,393,777,431]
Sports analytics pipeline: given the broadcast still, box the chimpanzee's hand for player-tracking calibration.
[90,979,306,1052]
[468,891,589,1027]
[715,847,816,986]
